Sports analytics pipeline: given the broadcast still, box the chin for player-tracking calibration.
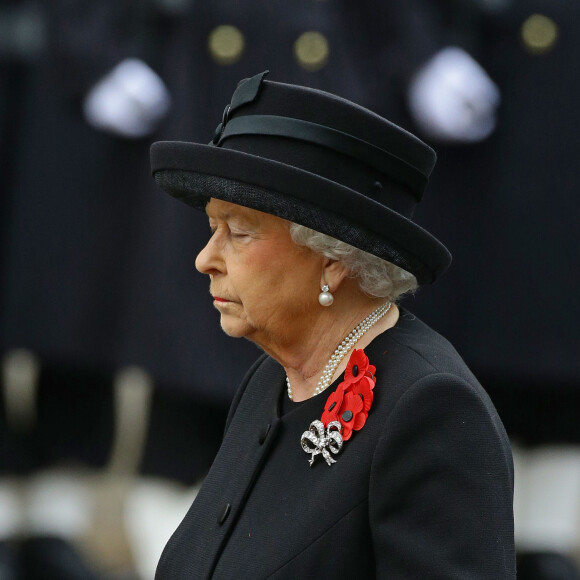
[219,317,252,339]
[220,326,246,339]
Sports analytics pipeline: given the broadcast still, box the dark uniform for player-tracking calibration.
[412,0,580,443]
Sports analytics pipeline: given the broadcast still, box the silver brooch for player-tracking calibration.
[300,420,343,466]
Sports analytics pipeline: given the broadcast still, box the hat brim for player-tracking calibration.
[151,141,451,284]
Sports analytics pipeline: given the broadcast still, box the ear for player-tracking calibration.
[321,258,350,292]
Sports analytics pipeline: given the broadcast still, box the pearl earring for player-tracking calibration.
[318,284,334,307]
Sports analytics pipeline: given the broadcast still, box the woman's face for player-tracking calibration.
[195,199,324,349]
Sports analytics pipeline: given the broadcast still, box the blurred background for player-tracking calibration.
[1,0,579,577]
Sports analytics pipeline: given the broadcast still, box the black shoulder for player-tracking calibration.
[381,308,480,386]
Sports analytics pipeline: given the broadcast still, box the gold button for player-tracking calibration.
[208,25,245,65]
[521,14,558,54]
[294,31,330,71]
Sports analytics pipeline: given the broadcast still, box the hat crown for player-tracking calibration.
[211,72,435,217]
[232,74,435,168]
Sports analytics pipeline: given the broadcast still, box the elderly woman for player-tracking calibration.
[151,72,515,579]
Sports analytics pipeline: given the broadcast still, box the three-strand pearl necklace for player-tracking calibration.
[286,301,392,400]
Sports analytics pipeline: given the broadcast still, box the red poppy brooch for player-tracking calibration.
[300,349,376,467]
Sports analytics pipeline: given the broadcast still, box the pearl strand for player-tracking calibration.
[286,301,391,400]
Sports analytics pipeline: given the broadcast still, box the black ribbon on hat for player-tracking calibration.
[216,114,427,194]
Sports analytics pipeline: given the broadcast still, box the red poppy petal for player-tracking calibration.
[352,377,372,395]
[344,349,370,383]
[341,425,352,441]
[353,411,367,431]
[360,349,369,372]
[356,389,373,412]
[356,349,369,364]
[367,377,376,392]
[362,375,376,391]
[348,382,368,401]
[342,374,355,386]
[344,392,364,414]
[321,410,339,426]
[324,389,344,415]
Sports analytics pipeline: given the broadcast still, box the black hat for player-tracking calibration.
[151,71,451,284]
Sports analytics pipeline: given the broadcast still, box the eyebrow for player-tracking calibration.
[207,209,231,220]
[207,207,261,229]
[206,204,233,220]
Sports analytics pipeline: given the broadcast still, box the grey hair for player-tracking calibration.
[289,224,418,302]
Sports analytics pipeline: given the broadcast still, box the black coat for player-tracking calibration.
[156,310,516,579]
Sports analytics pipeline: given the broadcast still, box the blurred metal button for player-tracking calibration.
[0,4,46,61]
[208,25,245,65]
[521,14,558,54]
[294,31,329,71]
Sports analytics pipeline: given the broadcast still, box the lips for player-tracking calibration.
[213,296,232,303]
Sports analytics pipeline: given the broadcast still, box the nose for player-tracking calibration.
[195,234,223,275]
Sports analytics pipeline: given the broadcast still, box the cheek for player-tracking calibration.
[238,243,286,282]
[225,256,279,314]
[233,239,319,311]
[256,255,318,311]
